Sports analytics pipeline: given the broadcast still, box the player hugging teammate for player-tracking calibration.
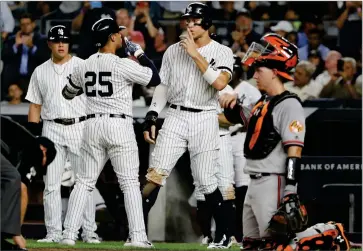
[220,33,351,250]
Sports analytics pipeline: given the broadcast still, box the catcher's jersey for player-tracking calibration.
[244,96,305,174]
[160,40,234,110]
[25,56,87,120]
[65,53,152,116]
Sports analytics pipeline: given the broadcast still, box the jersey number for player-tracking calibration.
[85,72,113,97]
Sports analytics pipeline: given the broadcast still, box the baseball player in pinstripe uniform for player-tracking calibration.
[191,84,238,248]
[25,25,99,244]
[141,3,234,248]
[60,17,160,248]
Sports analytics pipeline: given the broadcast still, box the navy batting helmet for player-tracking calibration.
[48,25,71,43]
[91,17,123,48]
[181,2,212,30]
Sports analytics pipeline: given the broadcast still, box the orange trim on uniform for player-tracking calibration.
[277,176,281,208]
[249,101,270,150]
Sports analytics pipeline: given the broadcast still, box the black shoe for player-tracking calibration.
[1,239,27,251]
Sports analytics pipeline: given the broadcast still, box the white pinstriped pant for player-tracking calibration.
[148,108,219,195]
[62,117,147,242]
[231,132,250,187]
[194,133,235,201]
[42,121,97,239]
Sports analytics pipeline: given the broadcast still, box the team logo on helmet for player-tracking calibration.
[58,28,64,35]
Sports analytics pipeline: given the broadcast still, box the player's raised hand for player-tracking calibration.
[125,38,144,58]
[219,93,238,109]
[180,29,198,58]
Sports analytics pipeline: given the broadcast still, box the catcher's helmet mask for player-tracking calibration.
[92,17,124,48]
[48,25,71,44]
[181,2,212,30]
[242,33,299,81]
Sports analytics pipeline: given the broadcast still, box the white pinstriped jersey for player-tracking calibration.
[160,40,234,110]
[218,84,234,136]
[25,56,87,120]
[65,53,152,116]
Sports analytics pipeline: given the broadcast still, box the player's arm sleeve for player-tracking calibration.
[25,69,43,105]
[148,84,168,114]
[215,47,234,82]
[136,54,160,87]
[62,66,83,100]
[118,58,155,87]
[273,98,306,149]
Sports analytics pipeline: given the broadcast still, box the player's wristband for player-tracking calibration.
[203,65,221,85]
[135,49,144,58]
[285,157,301,186]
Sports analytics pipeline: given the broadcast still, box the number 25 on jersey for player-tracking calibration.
[85,71,113,97]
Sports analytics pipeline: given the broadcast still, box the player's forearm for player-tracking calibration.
[148,84,168,114]
[285,146,303,194]
[137,54,161,87]
[20,182,28,225]
[191,53,228,91]
[28,103,42,123]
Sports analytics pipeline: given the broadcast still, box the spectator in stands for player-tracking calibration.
[149,28,167,70]
[308,50,325,79]
[0,2,15,41]
[297,17,319,48]
[116,8,145,50]
[298,28,330,61]
[2,83,24,105]
[320,57,361,99]
[40,2,82,34]
[231,9,261,54]
[133,1,160,56]
[72,1,116,59]
[212,1,237,46]
[284,61,317,101]
[270,20,294,38]
[336,1,362,60]
[1,13,48,97]
[307,50,342,98]
[286,31,298,46]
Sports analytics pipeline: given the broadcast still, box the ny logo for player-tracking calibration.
[58,28,64,35]
[336,236,344,243]
[186,6,192,13]
[26,167,37,182]
[66,74,71,81]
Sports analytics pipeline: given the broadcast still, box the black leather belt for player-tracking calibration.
[170,104,203,113]
[52,116,87,125]
[87,114,126,119]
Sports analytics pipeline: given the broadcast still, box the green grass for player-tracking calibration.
[26,240,241,250]
[23,240,362,250]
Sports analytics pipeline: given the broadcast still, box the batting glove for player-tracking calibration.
[125,38,144,58]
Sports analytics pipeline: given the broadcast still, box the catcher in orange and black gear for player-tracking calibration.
[219,34,350,251]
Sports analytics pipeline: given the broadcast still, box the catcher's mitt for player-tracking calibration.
[268,193,308,244]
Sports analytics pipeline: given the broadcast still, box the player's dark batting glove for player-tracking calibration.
[143,111,158,140]
[125,39,144,58]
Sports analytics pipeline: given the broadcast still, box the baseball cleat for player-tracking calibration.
[37,236,60,243]
[83,236,101,244]
[59,238,76,246]
[124,240,154,249]
[207,235,232,249]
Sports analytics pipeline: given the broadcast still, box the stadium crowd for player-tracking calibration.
[1,1,362,106]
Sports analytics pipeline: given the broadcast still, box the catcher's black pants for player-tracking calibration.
[1,154,21,237]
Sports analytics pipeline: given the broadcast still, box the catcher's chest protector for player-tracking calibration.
[244,91,301,160]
